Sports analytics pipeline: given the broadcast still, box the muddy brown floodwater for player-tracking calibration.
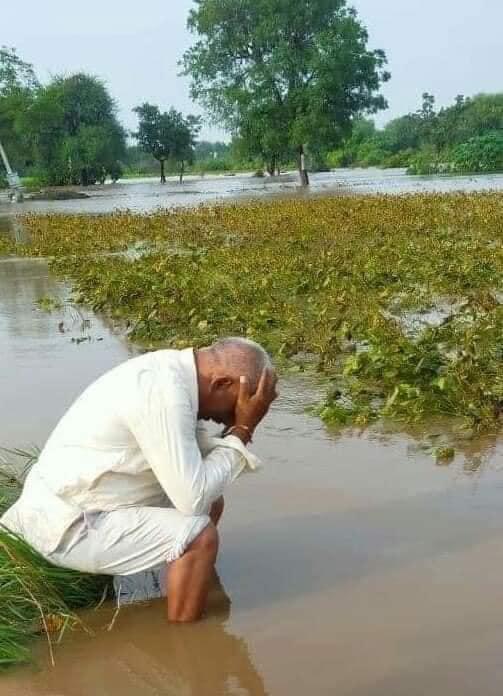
[2,257,503,695]
[1,168,503,215]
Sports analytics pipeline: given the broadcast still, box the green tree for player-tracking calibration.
[0,48,38,183]
[21,73,126,185]
[133,104,200,183]
[431,93,503,151]
[380,114,423,153]
[331,91,503,173]
[0,46,38,94]
[430,95,468,151]
[451,132,503,173]
[62,124,126,185]
[182,0,389,185]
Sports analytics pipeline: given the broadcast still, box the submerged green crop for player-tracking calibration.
[3,192,503,432]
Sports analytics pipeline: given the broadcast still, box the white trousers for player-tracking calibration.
[48,506,210,576]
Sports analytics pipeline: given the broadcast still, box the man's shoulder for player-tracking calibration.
[126,348,192,366]
[120,348,196,393]
[113,349,183,376]
[148,348,196,375]
[101,348,196,408]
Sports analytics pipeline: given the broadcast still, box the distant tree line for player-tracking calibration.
[125,91,503,179]
[326,92,503,174]
[2,0,501,190]
[2,0,392,188]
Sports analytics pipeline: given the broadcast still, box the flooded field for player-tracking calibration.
[0,257,135,447]
[1,167,503,215]
[1,253,503,694]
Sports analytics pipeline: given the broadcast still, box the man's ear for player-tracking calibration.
[210,376,234,392]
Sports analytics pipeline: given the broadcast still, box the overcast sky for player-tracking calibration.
[3,0,502,140]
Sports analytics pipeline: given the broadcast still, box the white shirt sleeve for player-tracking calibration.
[125,365,251,516]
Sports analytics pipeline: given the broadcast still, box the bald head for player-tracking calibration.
[195,337,275,425]
[202,337,272,393]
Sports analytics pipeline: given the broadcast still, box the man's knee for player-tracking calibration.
[189,521,219,560]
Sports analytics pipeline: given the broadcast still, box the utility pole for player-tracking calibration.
[0,139,23,202]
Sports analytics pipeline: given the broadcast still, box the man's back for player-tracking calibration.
[2,348,199,554]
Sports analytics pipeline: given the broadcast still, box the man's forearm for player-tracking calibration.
[209,496,224,526]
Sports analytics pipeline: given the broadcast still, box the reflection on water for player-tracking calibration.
[0,215,29,242]
[0,257,134,447]
[3,578,267,696]
[1,167,503,216]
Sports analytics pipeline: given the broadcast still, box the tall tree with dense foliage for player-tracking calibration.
[20,73,126,185]
[133,104,200,183]
[0,48,38,182]
[182,0,389,185]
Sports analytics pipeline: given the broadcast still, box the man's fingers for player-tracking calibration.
[272,380,279,401]
[256,368,269,397]
[239,375,250,401]
[241,368,278,407]
[257,368,278,402]
[267,371,278,398]
[271,372,278,393]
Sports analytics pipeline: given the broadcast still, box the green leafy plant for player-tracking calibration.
[35,296,63,312]
[0,448,111,669]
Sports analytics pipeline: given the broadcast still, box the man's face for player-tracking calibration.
[206,377,240,427]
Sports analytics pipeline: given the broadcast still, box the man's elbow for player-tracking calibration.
[174,494,208,517]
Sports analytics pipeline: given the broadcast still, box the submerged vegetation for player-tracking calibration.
[3,192,502,433]
[0,191,501,668]
[0,449,110,669]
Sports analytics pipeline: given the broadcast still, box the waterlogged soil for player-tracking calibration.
[1,168,503,215]
[2,261,503,695]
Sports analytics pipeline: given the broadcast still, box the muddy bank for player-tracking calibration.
[27,189,90,201]
[1,257,503,694]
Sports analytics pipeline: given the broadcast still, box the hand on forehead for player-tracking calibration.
[211,337,273,390]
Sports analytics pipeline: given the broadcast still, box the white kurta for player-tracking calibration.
[1,348,259,559]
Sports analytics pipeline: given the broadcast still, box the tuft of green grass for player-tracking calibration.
[434,446,456,463]
[35,296,63,312]
[0,448,111,670]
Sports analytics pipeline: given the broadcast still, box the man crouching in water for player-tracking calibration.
[1,337,278,622]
